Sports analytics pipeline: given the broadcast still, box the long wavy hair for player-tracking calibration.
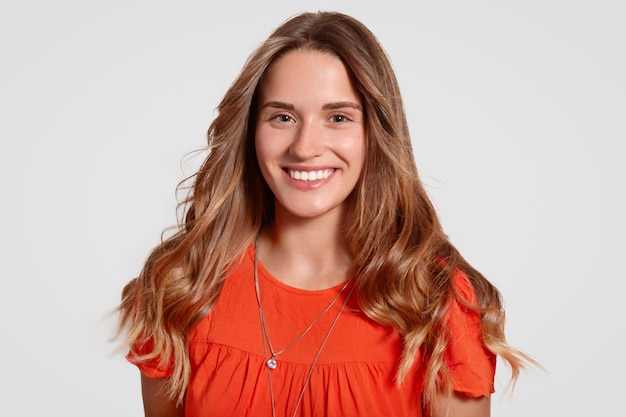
[118,10,534,411]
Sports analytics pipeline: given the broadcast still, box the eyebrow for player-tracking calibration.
[260,101,363,111]
[323,101,363,111]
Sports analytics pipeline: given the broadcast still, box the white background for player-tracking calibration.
[1,1,624,415]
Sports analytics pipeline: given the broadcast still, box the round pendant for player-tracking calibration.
[267,358,277,370]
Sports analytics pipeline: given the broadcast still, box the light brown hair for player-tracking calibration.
[118,10,534,411]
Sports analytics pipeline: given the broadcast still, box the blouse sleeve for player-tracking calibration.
[126,339,175,379]
[443,269,496,397]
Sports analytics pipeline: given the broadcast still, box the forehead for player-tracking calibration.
[258,49,361,104]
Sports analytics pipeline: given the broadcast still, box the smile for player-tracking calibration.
[288,168,334,181]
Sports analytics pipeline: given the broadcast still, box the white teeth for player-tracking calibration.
[288,169,333,181]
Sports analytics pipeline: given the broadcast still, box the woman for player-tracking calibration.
[118,11,532,417]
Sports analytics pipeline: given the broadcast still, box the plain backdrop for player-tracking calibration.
[1,1,624,415]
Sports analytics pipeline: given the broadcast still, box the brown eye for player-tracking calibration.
[273,114,294,123]
[330,114,348,123]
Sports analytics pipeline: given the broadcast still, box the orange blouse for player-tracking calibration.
[129,246,495,416]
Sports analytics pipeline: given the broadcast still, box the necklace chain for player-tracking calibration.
[254,241,355,417]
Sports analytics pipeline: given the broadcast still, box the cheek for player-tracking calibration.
[338,131,366,167]
[255,124,292,166]
[254,127,270,165]
[254,127,280,186]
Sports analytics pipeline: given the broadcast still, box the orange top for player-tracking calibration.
[130,245,495,416]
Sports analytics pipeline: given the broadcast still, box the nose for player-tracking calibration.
[289,121,325,160]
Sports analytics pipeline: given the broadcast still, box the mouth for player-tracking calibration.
[286,168,335,181]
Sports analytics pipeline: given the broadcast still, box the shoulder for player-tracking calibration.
[451,268,478,305]
[443,269,496,397]
[443,268,481,338]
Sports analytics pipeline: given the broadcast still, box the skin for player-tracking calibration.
[140,49,491,417]
[254,50,366,290]
[431,393,491,417]
[141,374,183,417]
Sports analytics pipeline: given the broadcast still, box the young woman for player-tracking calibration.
[118,11,533,417]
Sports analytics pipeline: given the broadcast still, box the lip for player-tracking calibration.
[282,166,337,189]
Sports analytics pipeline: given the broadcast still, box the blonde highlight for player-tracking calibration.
[117,11,536,411]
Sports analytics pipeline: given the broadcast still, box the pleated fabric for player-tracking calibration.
[130,245,495,416]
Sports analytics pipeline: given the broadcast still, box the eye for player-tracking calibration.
[329,114,351,123]
[271,114,295,123]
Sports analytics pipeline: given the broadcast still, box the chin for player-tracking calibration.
[276,201,345,221]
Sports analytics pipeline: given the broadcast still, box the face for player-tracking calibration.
[255,50,366,222]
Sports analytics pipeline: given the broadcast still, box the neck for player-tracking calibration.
[258,207,353,290]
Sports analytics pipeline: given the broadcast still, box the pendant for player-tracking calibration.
[267,358,277,370]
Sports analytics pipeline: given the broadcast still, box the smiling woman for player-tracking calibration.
[117,11,535,417]
[255,49,365,224]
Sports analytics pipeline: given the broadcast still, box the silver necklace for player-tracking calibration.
[253,242,355,417]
